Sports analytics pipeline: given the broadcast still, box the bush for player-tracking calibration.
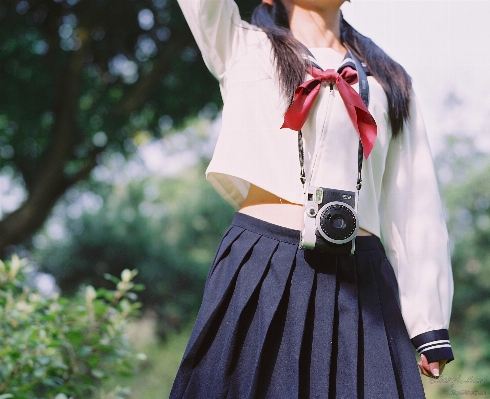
[0,255,145,398]
[34,158,235,339]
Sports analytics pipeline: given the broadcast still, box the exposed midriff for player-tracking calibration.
[238,183,373,235]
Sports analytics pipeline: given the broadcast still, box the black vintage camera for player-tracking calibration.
[300,186,359,255]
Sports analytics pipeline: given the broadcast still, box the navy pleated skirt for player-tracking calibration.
[170,212,425,399]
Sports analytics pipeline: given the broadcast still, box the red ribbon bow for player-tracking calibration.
[281,66,377,158]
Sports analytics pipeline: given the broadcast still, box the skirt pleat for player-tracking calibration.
[170,213,425,399]
[355,249,401,397]
[204,225,245,286]
[181,231,274,397]
[335,255,360,398]
[259,250,316,399]
[300,254,338,399]
[371,255,426,399]
[228,241,297,399]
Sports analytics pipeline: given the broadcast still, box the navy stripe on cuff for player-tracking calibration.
[411,329,454,364]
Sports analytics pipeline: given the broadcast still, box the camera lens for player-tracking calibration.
[332,215,346,229]
[318,203,357,242]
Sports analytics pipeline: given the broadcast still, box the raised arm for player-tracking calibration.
[379,88,454,365]
[177,0,258,81]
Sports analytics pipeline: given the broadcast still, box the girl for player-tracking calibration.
[171,0,454,397]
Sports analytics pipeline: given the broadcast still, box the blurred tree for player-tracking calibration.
[434,134,490,390]
[0,0,255,256]
[33,153,235,338]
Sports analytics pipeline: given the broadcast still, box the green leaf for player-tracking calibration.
[132,283,146,291]
[66,330,84,345]
[104,273,120,284]
[87,354,100,368]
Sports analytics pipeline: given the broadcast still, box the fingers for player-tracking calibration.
[417,354,447,379]
[417,354,431,377]
[428,360,441,377]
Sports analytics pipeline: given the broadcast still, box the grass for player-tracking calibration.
[102,313,191,399]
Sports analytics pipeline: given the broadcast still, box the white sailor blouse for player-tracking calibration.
[177,0,455,362]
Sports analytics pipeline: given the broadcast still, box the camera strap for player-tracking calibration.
[298,46,370,199]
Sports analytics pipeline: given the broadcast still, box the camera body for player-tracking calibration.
[300,186,359,255]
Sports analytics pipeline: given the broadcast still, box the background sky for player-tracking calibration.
[341,0,490,153]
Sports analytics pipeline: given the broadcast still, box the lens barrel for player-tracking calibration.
[317,202,358,243]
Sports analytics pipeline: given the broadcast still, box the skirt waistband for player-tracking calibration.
[231,212,385,252]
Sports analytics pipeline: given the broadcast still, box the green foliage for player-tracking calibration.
[0,0,257,253]
[34,152,235,338]
[0,0,257,178]
[433,135,490,392]
[437,136,490,337]
[0,0,222,175]
[0,255,145,398]
[102,316,192,398]
[0,0,256,258]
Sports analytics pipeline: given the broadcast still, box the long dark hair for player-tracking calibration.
[251,2,412,138]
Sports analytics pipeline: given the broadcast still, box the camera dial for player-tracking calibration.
[316,201,359,244]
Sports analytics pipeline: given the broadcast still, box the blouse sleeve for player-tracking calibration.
[379,88,455,363]
[176,0,253,81]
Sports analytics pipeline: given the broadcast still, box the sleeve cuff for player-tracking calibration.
[411,329,454,364]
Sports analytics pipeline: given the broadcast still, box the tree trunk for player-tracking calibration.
[0,27,190,258]
[0,31,90,257]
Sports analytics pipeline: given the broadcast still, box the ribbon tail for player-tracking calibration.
[354,106,377,158]
[336,78,378,158]
[281,81,321,131]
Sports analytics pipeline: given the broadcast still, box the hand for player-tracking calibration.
[418,353,447,379]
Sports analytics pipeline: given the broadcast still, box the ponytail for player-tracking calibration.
[339,13,411,138]
[251,2,309,102]
[251,4,412,138]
